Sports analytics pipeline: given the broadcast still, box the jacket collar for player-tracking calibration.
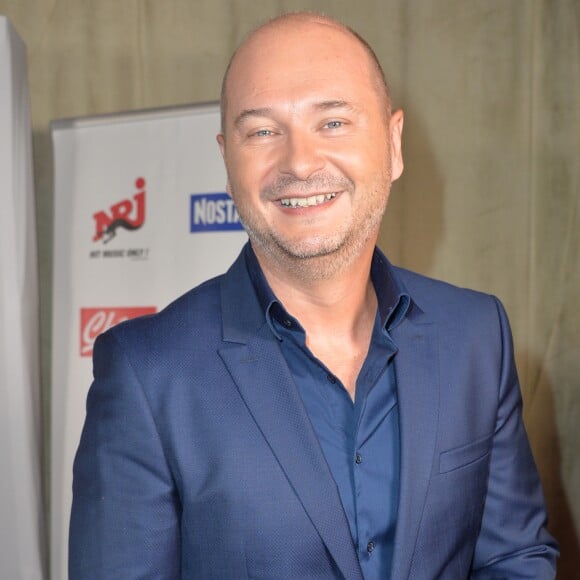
[219,245,363,578]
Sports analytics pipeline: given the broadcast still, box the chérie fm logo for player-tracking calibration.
[93,178,147,243]
[80,306,156,357]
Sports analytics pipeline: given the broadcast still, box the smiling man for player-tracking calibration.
[70,12,558,580]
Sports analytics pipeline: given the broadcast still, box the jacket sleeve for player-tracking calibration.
[470,297,559,578]
[69,330,181,580]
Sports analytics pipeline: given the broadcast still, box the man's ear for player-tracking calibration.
[389,109,404,182]
[216,133,226,158]
[216,133,232,196]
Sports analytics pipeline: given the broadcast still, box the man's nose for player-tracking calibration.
[278,130,325,180]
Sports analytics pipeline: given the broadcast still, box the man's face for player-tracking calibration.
[218,19,403,274]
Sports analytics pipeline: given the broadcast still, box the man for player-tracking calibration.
[70,12,558,579]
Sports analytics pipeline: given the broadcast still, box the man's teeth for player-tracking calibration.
[280,192,336,208]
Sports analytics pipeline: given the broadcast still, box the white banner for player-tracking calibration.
[51,103,247,579]
[0,16,47,580]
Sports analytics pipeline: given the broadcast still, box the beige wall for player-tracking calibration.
[1,0,578,575]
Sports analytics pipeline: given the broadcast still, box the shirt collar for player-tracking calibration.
[244,243,411,336]
[370,247,411,331]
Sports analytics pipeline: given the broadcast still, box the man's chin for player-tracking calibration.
[275,237,345,261]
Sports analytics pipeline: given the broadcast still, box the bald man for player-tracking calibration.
[70,13,558,579]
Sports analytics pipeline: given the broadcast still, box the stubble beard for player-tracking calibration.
[230,171,391,281]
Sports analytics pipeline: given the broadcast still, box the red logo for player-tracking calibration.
[80,306,156,357]
[93,178,146,243]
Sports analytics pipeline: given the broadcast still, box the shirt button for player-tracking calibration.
[283,319,293,328]
[327,374,337,384]
[367,541,375,553]
[355,452,362,464]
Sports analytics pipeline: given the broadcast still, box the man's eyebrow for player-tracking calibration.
[233,108,273,129]
[312,100,356,112]
[233,101,358,129]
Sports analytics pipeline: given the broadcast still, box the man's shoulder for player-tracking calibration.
[107,272,226,349]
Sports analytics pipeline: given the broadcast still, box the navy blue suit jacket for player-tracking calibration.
[70,246,558,579]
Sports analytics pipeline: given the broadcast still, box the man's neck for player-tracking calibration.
[253,243,379,399]
[262,253,375,329]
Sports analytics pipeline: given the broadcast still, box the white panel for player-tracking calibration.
[51,102,247,580]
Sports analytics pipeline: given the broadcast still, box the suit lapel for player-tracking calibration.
[219,334,363,579]
[390,309,440,579]
[219,249,363,580]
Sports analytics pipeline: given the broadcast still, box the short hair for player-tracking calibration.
[219,12,391,133]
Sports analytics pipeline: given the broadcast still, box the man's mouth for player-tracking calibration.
[279,192,337,208]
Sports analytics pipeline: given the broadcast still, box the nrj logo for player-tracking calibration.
[93,178,147,243]
[80,306,156,357]
[190,192,244,233]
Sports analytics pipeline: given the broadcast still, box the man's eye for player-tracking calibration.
[324,120,344,129]
[253,129,273,137]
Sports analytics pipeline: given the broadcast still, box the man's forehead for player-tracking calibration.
[220,13,390,130]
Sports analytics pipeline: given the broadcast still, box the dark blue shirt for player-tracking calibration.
[245,245,410,580]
